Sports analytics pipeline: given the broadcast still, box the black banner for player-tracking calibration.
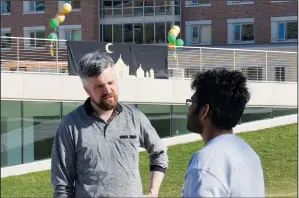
[66,41,169,79]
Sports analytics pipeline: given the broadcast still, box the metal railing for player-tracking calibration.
[1,36,68,74]
[1,36,297,82]
[168,46,298,82]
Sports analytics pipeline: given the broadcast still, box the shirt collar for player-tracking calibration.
[83,97,123,116]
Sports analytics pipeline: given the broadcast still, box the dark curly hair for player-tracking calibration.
[191,68,250,130]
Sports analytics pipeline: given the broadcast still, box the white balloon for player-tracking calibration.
[105,43,113,53]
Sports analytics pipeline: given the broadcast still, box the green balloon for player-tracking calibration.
[49,18,59,29]
[175,39,184,46]
[48,33,57,40]
[167,34,176,43]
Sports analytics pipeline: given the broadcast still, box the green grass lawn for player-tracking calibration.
[1,124,297,197]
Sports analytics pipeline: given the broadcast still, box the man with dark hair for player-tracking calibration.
[51,51,168,197]
[181,68,265,197]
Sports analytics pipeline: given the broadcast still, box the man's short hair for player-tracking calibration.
[78,51,114,87]
[191,68,250,130]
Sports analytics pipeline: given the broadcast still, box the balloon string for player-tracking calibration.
[176,51,178,66]
[50,28,57,47]
[175,49,178,66]
[49,28,58,56]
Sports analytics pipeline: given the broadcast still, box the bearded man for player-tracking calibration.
[51,51,168,198]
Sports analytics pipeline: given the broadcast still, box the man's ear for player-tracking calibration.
[84,87,91,96]
[199,104,210,121]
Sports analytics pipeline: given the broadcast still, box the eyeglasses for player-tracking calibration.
[186,99,192,107]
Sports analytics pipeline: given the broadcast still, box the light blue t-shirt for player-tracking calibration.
[181,134,265,197]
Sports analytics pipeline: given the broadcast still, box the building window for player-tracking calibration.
[227,0,254,5]
[191,26,200,43]
[227,18,254,44]
[103,24,112,42]
[233,23,254,42]
[64,0,80,9]
[145,23,155,43]
[189,24,212,45]
[242,67,263,81]
[184,69,194,78]
[155,0,166,15]
[99,0,180,18]
[271,16,297,43]
[155,22,166,43]
[101,21,179,44]
[185,0,211,6]
[64,29,81,41]
[124,24,133,43]
[29,31,45,47]
[136,104,172,138]
[113,1,123,17]
[275,67,285,82]
[22,101,61,163]
[174,0,180,15]
[144,1,154,16]
[28,1,45,12]
[113,24,123,43]
[277,21,297,41]
[1,31,11,48]
[1,101,22,167]
[134,23,143,44]
[58,25,82,42]
[133,1,143,16]
[1,1,11,14]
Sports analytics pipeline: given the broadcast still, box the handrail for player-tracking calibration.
[1,36,297,82]
[175,45,297,54]
[1,36,67,42]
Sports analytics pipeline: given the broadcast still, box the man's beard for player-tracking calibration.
[92,94,118,111]
[187,113,203,134]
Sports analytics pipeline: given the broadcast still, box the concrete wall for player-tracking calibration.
[1,72,297,107]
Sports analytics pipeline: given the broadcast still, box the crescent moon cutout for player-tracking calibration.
[105,43,113,53]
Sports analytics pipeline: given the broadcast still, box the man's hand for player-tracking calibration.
[148,171,165,197]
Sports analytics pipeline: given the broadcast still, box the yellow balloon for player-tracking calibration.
[61,3,72,14]
[168,42,176,50]
[55,13,65,24]
[172,25,181,33]
[168,28,179,37]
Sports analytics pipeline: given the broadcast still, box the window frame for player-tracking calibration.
[1,30,11,49]
[28,30,46,48]
[185,0,211,7]
[189,24,212,45]
[241,67,263,81]
[64,29,82,41]
[275,67,286,82]
[227,0,254,5]
[61,0,81,10]
[233,23,255,43]
[28,1,45,12]
[191,25,200,44]
[1,0,11,14]
[277,21,298,41]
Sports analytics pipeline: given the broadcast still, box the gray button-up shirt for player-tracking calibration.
[51,98,169,198]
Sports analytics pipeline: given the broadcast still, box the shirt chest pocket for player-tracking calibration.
[118,135,140,150]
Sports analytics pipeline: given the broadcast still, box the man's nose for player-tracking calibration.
[103,84,112,94]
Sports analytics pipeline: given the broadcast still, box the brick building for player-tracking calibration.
[1,0,181,46]
[182,0,298,46]
[1,0,99,45]
[0,0,298,47]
